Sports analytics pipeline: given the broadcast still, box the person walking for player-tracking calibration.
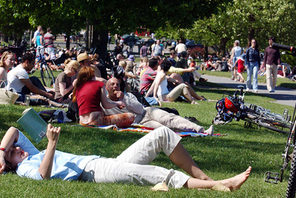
[230,40,242,81]
[262,37,281,93]
[245,39,260,93]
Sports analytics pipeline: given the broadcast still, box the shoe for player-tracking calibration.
[269,90,275,93]
[246,88,250,92]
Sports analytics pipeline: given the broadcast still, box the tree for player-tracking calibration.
[188,0,296,56]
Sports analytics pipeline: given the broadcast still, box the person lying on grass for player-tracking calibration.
[104,77,214,135]
[0,124,251,191]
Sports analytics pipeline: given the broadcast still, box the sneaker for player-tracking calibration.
[269,90,275,93]
[246,88,250,92]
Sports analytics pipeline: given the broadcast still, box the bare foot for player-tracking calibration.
[221,166,252,191]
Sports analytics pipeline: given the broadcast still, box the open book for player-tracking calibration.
[17,108,47,143]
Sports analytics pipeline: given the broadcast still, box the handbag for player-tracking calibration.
[0,81,19,104]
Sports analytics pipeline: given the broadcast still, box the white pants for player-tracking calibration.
[266,64,277,91]
[79,127,190,188]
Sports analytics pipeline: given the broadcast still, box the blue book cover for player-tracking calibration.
[17,108,47,143]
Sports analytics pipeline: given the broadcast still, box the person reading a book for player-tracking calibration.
[0,124,251,191]
[104,77,214,135]
[72,66,134,128]
[6,52,54,102]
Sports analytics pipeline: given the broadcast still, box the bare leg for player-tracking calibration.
[186,85,204,100]
[169,143,212,180]
[185,166,251,191]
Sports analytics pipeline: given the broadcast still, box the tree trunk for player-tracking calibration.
[91,28,108,61]
[204,45,208,61]
[66,35,70,50]
[219,38,229,56]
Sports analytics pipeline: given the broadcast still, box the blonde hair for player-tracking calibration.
[119,60,127,68]
[64,59,80,71]
[0,51,14,68]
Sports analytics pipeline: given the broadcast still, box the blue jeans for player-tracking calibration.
[246,62,259,91]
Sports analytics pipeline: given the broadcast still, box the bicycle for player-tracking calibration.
[213,86,292,134]
[35,47,55,88]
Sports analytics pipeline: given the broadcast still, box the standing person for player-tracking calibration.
[230,40,242,81]
[35,30,44,60]
[31,26,42,47]
[0,124,251,191]
[140,42,149,58]
[152,40,163,57]
[262,37,281,93]
[0,51,15,87]
[44,28,56,60]
[175,39,187,56]
[245,39,260,93]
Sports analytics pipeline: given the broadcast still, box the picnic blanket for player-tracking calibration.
[80,124,223,137]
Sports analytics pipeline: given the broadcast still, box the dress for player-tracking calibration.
[237,59,245,73]
[15,127,189,188]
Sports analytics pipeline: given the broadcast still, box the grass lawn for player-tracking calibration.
[0,81,293,197]
[201,70,296,89]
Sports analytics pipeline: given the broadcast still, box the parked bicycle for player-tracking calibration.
[213,86,292,134]
[35,47,55,88]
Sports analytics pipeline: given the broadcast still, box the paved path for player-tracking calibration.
[203,74,296,107]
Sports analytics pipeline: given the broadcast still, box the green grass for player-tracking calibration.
[0,83,294,197]
[201,70,296,89]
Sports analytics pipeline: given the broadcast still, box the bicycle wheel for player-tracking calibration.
[286,146,296,198]
[40,63,55,88]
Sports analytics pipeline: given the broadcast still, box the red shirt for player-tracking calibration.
[76,80,105,115]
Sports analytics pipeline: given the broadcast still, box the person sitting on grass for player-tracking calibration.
[147,59,205,105]
[54,59,80,103]
[6,52,54,102]
[104,77,214,135]
[72,66,134,128]
[0,124,251,191]
[0,51,15,87]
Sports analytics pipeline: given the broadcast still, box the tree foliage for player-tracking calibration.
[189,0,296,55]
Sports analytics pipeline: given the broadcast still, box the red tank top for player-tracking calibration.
[76,80,105,115]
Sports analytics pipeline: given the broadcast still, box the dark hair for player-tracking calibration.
[148,58,159,69]
[180,51,187,58]
[160,59,172,72]
[21,52,34,63]
[249,38,259,50]
[269,36,276,42]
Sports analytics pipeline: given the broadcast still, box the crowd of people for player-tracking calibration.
[9,28,295,192]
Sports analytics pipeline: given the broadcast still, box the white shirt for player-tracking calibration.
[175,43,187,54]
[7,64,29,92]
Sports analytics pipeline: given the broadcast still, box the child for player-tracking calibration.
[234,56,245,82]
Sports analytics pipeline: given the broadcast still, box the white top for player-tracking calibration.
[233,46,242,58]
[175,43,187,54]
[7,64,29,92]
[157,77,169,98]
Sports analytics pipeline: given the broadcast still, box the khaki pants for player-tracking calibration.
[166,83,190,101]
[266,64,278,91]
[140,107,204,132]
[80,127,190,188]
